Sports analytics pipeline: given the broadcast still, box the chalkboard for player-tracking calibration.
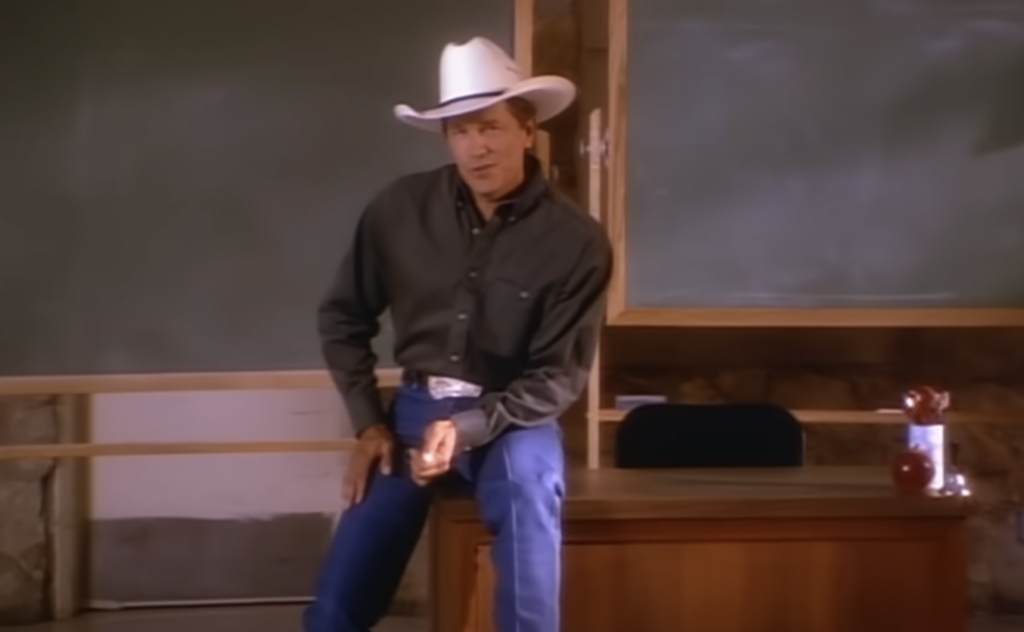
[616,0,1024,318]
[0,0,514,377]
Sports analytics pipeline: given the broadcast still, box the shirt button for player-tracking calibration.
[457,312,468,320]
[449,354,460,362]
[468,270,478,279]
[472,228,480,236]
[519,290,529,299]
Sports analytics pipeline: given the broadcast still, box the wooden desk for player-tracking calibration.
[429,466,969,632]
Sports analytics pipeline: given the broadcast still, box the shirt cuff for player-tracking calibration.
[449,408,491,451]
[345,393,388,438]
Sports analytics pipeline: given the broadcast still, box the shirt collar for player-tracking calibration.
[454,153,547,223]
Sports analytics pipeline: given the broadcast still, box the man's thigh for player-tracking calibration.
[458,422,566,526]
[473,421,564,478]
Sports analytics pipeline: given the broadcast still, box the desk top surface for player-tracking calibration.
[436,466,971,521]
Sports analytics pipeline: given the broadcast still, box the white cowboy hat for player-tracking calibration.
[393,37,577,133]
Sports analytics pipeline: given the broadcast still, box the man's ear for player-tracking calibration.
[525,120,537,149]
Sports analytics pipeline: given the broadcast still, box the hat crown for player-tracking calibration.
[438,37,521,105]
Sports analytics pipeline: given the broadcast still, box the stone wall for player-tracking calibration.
[0,396,57,624]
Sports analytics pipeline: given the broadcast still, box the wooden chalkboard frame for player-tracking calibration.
[0,0,534,396]
[605,0,1024,328]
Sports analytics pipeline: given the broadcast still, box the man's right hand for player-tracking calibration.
[342,423,394,507]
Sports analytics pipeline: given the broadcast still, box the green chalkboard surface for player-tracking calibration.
[0,0,513,377]
[620,0,1024,314]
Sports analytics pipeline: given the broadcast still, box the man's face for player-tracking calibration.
[444,101,535,203]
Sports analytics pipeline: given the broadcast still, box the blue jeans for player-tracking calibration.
[303,382,565,632]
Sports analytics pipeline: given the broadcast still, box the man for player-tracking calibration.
[305,36,613,632]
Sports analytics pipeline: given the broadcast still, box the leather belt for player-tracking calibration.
[402,369,483,399]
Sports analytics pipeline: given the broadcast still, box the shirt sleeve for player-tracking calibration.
[317,199,390,437]
[448,232,614,450]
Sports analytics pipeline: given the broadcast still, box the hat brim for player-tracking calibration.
[393,76,577,133]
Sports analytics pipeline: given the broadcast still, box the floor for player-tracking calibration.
[18,606,425,632]
[14,604,1024,631]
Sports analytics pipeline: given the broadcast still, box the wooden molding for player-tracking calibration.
[515,0,533,73]
[536,130,551,177]
[0,439,357,461]
[0,368,402,396]
[606,0,629,323]
[586,107,605,470]
[599,407,1019,425]
[607,307,1024,327]
[47,395,90,619]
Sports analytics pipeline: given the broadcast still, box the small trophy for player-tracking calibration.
[893,386,949,494]
[893,386,971,497]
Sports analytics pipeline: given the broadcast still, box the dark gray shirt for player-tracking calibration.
[317,156,613,450]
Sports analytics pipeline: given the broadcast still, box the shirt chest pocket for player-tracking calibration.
[475,276,546,358]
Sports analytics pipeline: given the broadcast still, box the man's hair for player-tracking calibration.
[442,97,537,132]
[504,97,537,129]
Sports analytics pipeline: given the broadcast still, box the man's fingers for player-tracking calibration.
[342,428,396,506]
[408,450,427,487]
[438,432,456,460]
[410,448,440,470]
[343,453,372,506]
[351,473,367,505]
[408,448,447,486]
[421,422,457,466]
[409,449,427,475]
[421,430,441,460]
[343,473,363,506]
[378,443,393,476]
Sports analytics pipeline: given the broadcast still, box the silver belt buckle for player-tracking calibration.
[426,375,483,399]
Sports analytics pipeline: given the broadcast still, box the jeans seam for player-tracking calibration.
[499,440,522,632]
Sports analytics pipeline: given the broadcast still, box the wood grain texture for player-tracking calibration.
[515,0,533,73]
[434,466,971,521]
[605,0,628,323]
[432,466,969,632]
[585,107,605,470]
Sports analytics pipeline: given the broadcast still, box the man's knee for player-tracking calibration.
[304,474,430,632]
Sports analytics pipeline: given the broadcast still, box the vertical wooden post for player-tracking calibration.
[515,0,533,74]
[585,107,604,470]
[536,131,552,179]
[47,394,91,619]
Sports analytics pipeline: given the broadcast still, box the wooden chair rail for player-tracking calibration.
[0,368,403,396]
[0,407,1018,460]
[0,440,357,460]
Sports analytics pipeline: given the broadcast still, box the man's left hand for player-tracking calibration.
[409,420,458,486]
